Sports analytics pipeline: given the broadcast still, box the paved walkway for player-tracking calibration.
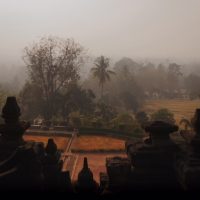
[61,131,78,178]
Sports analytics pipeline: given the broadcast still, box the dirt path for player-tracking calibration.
[61,131,127,182]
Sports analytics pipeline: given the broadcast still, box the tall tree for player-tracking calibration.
[23,36,84,119]
[58,85,96,119]
[184,74,200,99]
[116,66,144,112]
[167,63,182,95]
[91,56,115,98]
[19,82,45,120]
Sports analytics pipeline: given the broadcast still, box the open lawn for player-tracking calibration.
[142,99,200,124]
[23,135,69,151]
[71,135,125,152]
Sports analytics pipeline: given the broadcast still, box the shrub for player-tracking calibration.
[80,116,92,128]
[110,113,134,129]
[91,117,103,128]
[151,108,175,124]
[110,113,144,137]
[69,112,82,128]
[135,111,149,127]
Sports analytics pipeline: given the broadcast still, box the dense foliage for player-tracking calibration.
[151,108,175,124]
[1,36,200,137]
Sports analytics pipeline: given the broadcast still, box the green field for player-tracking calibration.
[142,99,200,124]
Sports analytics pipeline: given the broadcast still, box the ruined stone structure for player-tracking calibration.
[74,157,99,194]
[99,119,200,194]
[0,97,69,191]
[0,97,200,194]
[174,109,200,190]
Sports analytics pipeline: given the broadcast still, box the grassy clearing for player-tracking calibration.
[142,99,200,124]
[71,135,125,151]
[23,135,69,151]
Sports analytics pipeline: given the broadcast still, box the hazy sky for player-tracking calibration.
[0,0,200,65]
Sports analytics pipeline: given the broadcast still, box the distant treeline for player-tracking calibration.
[0,36,200,125]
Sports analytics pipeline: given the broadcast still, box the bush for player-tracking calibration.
[151,108,175,124]
[110,113,134,129]
[135,111,149,127]
[95,101,117,122]
[71,117,81,128]
[80,116,92,128]
[91,117,104,128]
[110,113,145,137]
[69,112,82,128]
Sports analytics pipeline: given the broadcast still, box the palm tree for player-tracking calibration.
[91,56,115,98]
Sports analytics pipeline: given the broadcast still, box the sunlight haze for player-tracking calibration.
[0,0,200,65]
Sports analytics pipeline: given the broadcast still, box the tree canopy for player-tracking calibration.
[91,56,115,98]
[23,36,84,119]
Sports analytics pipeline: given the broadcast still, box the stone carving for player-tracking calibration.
[75,157,99,193]
[0,97,43,190]
[100,120,182,193]
[0,97,69,191]
[175,109,200,190]
[106,157,131,190]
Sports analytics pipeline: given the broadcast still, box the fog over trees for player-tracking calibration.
[1,36,200,118]
[0,34,199,138]
[1,1,200,192]
[0,1,199,128]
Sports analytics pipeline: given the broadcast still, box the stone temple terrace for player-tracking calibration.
[0,97,200,195]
